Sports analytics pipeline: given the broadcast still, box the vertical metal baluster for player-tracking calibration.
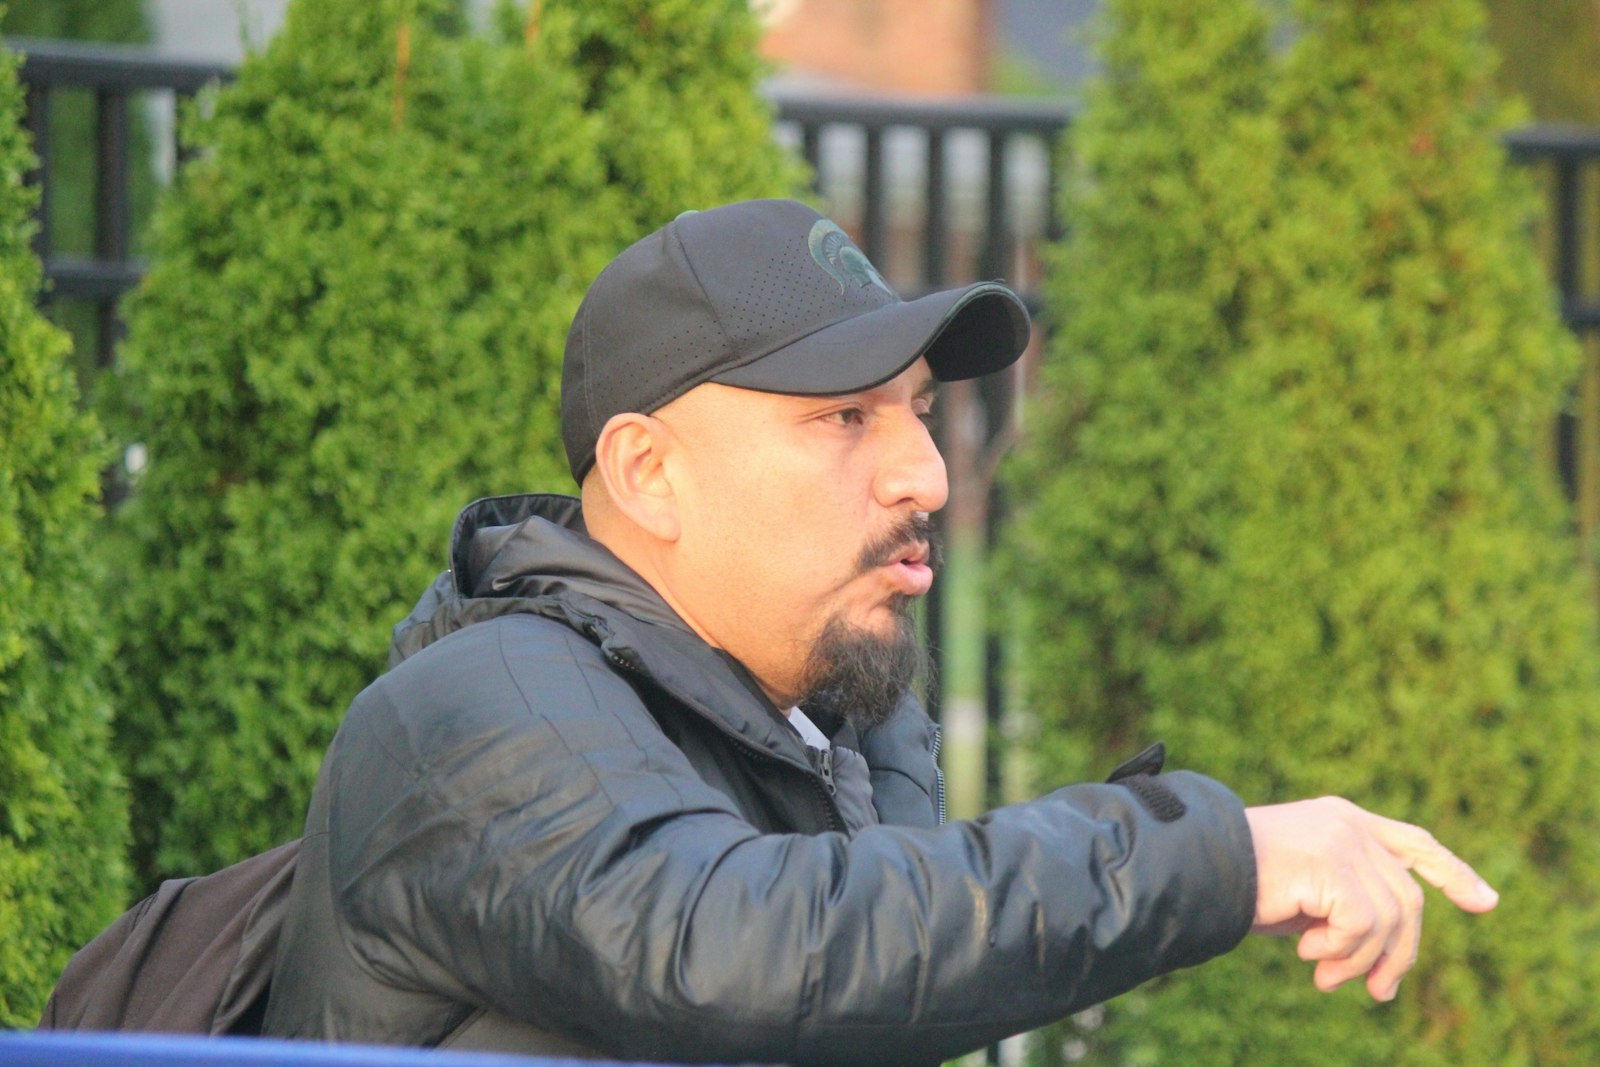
[1556,159,1582,500]
[175,87,200,167]
[1557,158,1582,309]
[982,129,1009,279]
[1045,124,1065,244]
[923,127,946,289]
[1580,162,1600,611]
[801,122,822,196]
[982,129,1011,823]
[23,78,53,293]
[95,85,131,371]
[923,126,948,728]
[863,123,886,264]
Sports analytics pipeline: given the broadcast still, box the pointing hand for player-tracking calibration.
[1245,797,1498,1001]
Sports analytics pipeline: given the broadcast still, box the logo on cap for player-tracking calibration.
[807,220,893,297]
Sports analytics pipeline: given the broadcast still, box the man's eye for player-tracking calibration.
[825,407,866,426]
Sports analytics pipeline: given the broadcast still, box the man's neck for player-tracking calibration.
[587,520,797,710]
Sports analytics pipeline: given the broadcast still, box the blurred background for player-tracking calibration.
[2,0,1598,1063]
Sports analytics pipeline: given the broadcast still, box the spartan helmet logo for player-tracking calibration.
[807,219,894,297]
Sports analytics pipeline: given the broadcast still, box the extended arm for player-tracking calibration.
[330,618,1256,1065]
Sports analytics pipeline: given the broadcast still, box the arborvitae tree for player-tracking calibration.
[1483,0,1600,124]
[529,0,796,224]
[107,0,794,887]
[1007,0,1600,1063]
[0,38,128,1025]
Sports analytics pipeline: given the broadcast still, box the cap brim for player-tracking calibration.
[710,281,1031,396]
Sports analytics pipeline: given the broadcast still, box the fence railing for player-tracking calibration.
[12,37,233,368]
[1505,127,1600,595]
[12,36,1596,359]
[767,89,1070,803]
[10,37,1600,810]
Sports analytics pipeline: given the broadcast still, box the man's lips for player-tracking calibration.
[879,542,934,596]
[857,518,940,599]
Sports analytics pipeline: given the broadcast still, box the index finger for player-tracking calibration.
[1366,814,1499,913]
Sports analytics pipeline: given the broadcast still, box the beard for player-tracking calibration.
[795,516,939,731]
[795,605,927,731]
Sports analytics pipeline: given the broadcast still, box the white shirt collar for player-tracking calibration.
[785,706,831,750]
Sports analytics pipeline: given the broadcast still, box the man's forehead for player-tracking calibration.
[810,362,939,403]
[755,361,940,406]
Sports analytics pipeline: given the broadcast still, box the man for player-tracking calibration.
[262,199,1497,1064]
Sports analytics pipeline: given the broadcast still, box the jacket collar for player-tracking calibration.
[448,493,694,636]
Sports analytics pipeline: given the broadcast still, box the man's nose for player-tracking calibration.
[875,412,949,514]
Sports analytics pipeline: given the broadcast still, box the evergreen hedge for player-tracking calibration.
[106,0,795,886]
[1005,0,1600,1062]
[0,37,128,1025]
[1483,0,1600,124]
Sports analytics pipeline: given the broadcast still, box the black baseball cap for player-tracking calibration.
[561,198,1031,483]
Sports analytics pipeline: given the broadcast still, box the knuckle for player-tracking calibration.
[1340,903,1378,940]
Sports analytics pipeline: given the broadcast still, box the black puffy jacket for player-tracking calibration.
[261,494,1257,1065]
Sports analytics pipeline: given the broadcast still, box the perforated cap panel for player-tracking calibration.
[560,199,1030,482]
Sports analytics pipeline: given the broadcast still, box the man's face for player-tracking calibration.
[652,357,947,712]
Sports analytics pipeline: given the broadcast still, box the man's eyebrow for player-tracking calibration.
[914,378,941,403]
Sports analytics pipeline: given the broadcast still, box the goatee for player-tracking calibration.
[796,515,939,731]
[796,604,927,731]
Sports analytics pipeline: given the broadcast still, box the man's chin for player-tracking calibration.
[795,605,924,731]
[861,600,915,631]
[870,590,917,619]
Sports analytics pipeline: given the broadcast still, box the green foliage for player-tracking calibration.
[1483,0,1600,124]
[0,39,128,1026]
[512,0,795,221]
[1006,0,1600,1062]
[107,0,796,887]
[1,0,145,49]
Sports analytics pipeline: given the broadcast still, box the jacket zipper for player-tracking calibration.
[930,723,947,825]
[604,647,846,833]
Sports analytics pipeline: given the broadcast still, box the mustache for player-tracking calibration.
[855,514,942,577]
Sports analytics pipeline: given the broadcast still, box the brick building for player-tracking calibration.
[757,0,995,95]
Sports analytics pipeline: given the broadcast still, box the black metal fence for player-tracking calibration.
[769,94,1600,804]
[13,37,232,369]
[1506,127,1600,567]
[15,40,1596,479]
[10,38,1600,811]
[767,89,1070,801]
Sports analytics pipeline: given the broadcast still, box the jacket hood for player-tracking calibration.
[455,494,695,636]
[391,494,694,660]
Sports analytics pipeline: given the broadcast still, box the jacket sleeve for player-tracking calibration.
[330,616,1256,1067]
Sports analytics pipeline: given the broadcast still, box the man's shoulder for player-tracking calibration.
[354,612,643,740]
[395,608,610,672]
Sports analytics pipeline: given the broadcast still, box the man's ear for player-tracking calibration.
[592,412,681,542]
